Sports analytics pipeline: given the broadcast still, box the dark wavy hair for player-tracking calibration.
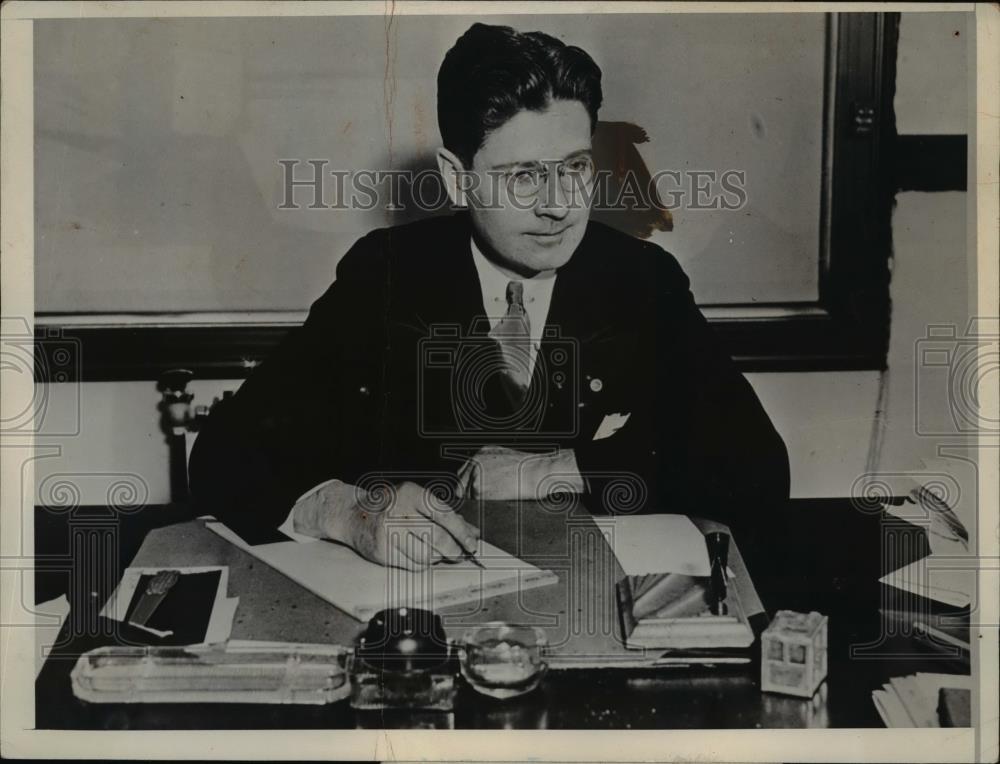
[437,23,603,166]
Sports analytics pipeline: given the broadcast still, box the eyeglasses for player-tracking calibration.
[500,155,596,200]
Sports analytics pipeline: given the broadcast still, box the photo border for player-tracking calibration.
[1,2,995,761]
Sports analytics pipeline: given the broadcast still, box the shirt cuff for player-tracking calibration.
[278,478,355,543]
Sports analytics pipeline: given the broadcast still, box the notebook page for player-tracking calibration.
[206,522,557,621]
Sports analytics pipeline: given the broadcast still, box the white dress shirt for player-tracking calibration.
[470,237,557,380]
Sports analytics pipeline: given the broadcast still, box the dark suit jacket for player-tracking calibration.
[190,213,791,586]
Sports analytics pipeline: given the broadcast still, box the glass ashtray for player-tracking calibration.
[459,623,548,700]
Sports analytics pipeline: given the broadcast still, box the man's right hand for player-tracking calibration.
[295,480,480,570]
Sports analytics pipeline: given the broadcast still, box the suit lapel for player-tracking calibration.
[540,227,624,370]
[395,215,633,439]
[526,228,618,443]
[403,213,491,336]
[389,213,517,435]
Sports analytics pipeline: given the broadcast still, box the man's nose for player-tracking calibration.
[535,168,571,220]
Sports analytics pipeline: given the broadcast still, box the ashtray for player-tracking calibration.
[459,623,548,699]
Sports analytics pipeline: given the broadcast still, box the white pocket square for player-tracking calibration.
[593,412,631,441]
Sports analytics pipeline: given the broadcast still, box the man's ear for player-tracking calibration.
[437,147,470,208]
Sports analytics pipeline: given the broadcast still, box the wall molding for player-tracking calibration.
[34,306,889,381]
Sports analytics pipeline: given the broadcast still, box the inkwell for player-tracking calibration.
[348,607,457,711]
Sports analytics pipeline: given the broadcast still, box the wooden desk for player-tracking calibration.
[35,498,970,729]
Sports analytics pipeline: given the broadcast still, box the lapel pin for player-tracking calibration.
[590,378,603,393]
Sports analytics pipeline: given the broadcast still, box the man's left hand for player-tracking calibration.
[456,446,586,501]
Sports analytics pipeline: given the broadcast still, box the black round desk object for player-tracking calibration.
[356,607,451,672]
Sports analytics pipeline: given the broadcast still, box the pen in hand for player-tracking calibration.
[463,549,486,569]
[458,533,485,569]
[429,535,485,568]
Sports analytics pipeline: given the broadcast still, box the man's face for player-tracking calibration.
[465,100,594,276]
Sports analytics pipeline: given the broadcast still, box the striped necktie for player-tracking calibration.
[489,280,532,405]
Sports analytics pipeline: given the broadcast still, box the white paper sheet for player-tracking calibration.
[879,460,975,609]
[600,515,711,577]
[879,559,972,608]
[206,521,558,622]
[872,672,971,727]
[873,687,912,728]
[206,596,241,644]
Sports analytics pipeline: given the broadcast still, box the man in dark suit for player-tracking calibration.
[190,23,790,578]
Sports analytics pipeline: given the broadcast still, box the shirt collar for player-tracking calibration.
[469,237,556,312]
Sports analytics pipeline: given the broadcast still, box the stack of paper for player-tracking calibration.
[879,457,974,608]
[879,559,972,608]
[603,515,755,654]
[872,672,971,727]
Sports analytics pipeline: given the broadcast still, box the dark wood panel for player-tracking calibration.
[33,324,290,382]
[33,308,888,383]
[820,11,897,375]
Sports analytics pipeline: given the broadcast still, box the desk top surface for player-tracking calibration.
[34,498,972,730]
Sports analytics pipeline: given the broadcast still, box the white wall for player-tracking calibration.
[31,12,972,506]
[895,12,968,135]
[33,370,884,505]
[35,14,826,313]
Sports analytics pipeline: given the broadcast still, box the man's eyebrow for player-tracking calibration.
[487,148,593,171]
